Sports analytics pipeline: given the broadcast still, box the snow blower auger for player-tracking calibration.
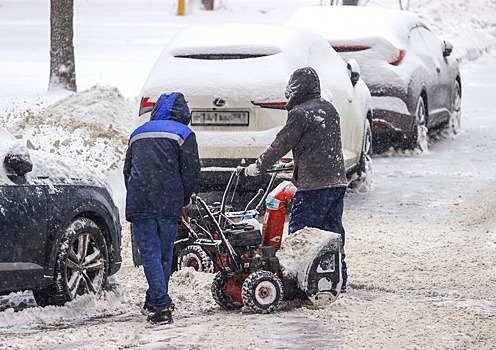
[179,163,343,313]
[263,180,343,305]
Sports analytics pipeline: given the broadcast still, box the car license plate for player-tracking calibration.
[191,111,249,126]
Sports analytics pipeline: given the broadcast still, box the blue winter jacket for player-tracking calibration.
[123,92,201,222]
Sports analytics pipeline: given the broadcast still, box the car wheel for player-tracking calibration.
[450,80,462,134]
[404,96,428,151]
[34,218,109,306]
[176,245,214,273]
[348,118,372,192]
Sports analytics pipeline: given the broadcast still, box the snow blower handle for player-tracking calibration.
[235,165,245,176]
[264,162,294,173]
[242,161,294,177]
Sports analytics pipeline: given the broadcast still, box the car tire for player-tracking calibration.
[404,96,428,151]
[450,79,462,134]
[34,218,109,306]
[348,118,372,192]
[176,245,214,273]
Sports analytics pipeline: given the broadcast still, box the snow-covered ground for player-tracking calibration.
[1,0,496,349]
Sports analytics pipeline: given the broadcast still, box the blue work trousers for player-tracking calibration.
[288,186,348,284]
[132,217,178,311]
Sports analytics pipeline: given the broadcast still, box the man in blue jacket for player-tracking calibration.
[123,92,200,324]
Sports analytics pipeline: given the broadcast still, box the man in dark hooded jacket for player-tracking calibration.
[123,92,200,324]
[245,67,348,292]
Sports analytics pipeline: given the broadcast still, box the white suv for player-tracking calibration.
[138,23,372,191]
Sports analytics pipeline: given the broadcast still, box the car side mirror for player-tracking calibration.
[4,149,33,176]
[347,59,361,87]
[443,40,453,57]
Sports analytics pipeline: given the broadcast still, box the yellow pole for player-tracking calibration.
[177,0,186,16]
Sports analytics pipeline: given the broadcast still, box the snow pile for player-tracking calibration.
[0,229,217,334]
[10,85,135,173]
[0,290,131,334]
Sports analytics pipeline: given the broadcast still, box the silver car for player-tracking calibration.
[287,6,462,151]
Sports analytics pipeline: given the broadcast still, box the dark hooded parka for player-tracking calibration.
[256,67,347,190]
[123,92,201,222]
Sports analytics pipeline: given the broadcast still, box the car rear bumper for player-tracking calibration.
[370,96,415,135]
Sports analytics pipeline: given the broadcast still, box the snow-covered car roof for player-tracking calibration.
[141,23,353,104]
[287,6,423,49]
[0,126,109,190]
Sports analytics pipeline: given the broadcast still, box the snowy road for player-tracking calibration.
[1,51,496,350]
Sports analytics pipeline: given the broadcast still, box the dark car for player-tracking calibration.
[0,127,122,306]
[287,6,462,151]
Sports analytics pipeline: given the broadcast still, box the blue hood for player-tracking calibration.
[150,92,191,125]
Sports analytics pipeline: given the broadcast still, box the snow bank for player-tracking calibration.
[11,85,135,174]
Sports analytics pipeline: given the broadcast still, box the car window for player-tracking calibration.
[174,53,272,60]
[409,27,443,58]
[420,27,444,58]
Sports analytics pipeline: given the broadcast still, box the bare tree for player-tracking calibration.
[399,0,410,10]
[202,0,214,11]
[49,0,76,92]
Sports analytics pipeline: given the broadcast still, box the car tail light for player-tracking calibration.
[373,122,388,130]
[139,97,155,116]
[332,45,370,53]
[251,101,287,110]
[389,49,406,66]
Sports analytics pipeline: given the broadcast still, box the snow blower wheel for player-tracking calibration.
[177,245,214,273]
[242,270,284,314]
[211,271,243,310]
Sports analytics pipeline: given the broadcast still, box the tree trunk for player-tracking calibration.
[202,0,214,11]
[49,0,77,92]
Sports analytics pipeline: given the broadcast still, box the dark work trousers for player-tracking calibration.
[288,186,348,285]
[132,217,178,311]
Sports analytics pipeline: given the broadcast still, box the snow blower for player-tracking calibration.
[174,164,343,313]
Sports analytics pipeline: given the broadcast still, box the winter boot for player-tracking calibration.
[147,305,174,324]
[141,300,155,316]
